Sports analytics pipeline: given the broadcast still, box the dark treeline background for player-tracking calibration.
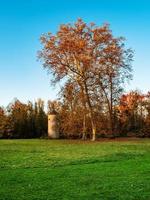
[1,90,150,139]
[0,98,47,139]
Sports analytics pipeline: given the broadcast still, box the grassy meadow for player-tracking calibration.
[0,139,150,200]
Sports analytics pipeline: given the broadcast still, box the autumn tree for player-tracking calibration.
[6,99,29,138]
[0,106,14,138]
[118,91,146,135]
[39,19,133,140]
[0,107,6,138]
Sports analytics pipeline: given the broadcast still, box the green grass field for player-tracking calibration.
[0,139,150,200]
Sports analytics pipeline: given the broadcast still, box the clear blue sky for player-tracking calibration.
[0,0,150,107]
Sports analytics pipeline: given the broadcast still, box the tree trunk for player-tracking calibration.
[84,81,96,141]
[98,77,113,137]
[109,75,114,137]
[91,116,96,141]
[82,114,87,140]
[80,83,87,140]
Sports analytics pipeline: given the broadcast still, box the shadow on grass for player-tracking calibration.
[0,152,144,171]
[54,152,144,167]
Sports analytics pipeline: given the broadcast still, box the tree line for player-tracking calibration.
[57,90,150,139]
[0,98,47,138]
[1,90,150,139]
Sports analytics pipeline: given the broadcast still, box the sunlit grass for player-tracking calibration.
[0,139,150,200]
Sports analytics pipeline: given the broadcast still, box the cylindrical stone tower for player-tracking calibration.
[48,113,59,139]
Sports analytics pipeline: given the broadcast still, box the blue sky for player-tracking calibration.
[0,0,150,106]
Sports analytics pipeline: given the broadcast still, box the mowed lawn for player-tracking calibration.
[0,139,150,200]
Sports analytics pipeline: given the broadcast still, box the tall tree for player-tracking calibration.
[39,19,133,140]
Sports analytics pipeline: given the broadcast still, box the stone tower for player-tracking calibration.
[48,113,59,139]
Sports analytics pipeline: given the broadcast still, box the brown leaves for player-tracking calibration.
[39,19,130,84]
[38,19,133,138]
